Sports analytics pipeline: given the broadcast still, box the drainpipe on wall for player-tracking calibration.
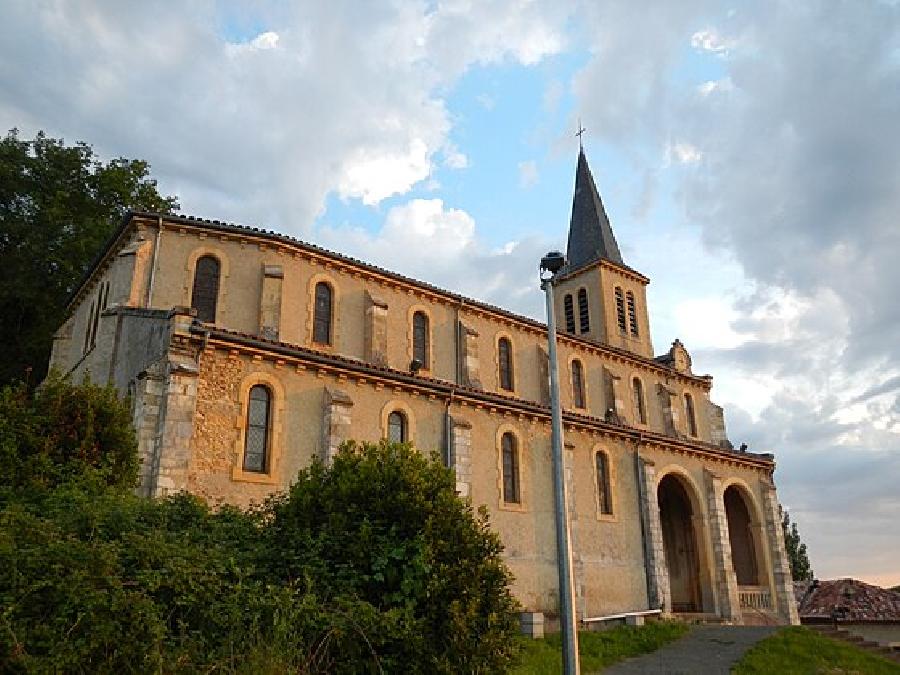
[146,216,162,308]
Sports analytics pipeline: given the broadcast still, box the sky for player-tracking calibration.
[2,0,898,587]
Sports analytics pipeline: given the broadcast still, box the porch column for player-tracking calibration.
[638,456,671,612]
[704,470,741,623]
[761,477,800,625]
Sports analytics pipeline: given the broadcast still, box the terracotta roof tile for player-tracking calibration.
[799,578,900,623]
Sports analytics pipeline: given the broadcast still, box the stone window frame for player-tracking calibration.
[231,371,285,485]
[592,444,617,522]
[306,272,340,351]
[494,330,517,395]
[184,246,230,321]
[496,424,528,513]
[568,355,588,411]
[563,293,576,334]
[577,287,590,334]
[626,290,639,337]
[614,286,627,334]
[380,400,417,446]
[684,391,698,437]
[406,304,435,375]
[630,373,649,427]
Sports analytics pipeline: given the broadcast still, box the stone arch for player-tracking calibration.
[379,399,417,446]
[655,468,713,613]
[306,272,340,349]
[231,370,285,484]
[184,246,230,318]
[495,423,527,512]
[722,481,764,587]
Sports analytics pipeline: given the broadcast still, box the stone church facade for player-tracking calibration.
[51,150,798,627]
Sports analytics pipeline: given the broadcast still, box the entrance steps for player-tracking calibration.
[809,625,900,663]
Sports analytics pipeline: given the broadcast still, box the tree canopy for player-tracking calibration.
[0,129,178,386]
[0,379,520,673]
[781,508,814,582]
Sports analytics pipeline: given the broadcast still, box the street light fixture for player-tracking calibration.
[540,250,580,675]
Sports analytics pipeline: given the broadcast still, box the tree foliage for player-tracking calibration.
[264,440,521,673]
[0,129,178,386]
[0,383,520,673]
[781,508,814,582]
[0,372,139,493]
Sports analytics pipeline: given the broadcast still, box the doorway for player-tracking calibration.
[658,474,702,612]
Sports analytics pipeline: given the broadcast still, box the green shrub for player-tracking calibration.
[263,439,522,673]
[0,374,138,493]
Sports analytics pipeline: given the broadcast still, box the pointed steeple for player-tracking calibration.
[565,149,623,271]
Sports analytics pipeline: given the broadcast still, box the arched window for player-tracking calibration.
[614,287,627,333]
[626,291,639,337]
[563,294,576,334]
[498,337,514,391]
[632,378,647,424]
[413,311,430,368]
[243,385,271,473]
[191,255,220,323]
[387,410,407,444]
[578,288,590,334]
[313,282,333,345]
[684,393,698,437]
[595,450,613,515]
[572,359,586,409]
[501,432,520,504]
[83,300,95,354]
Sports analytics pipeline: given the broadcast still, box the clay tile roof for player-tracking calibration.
[799,578,900,623]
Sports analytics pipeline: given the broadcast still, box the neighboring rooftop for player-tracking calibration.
[799,578,900,623]
[565,148,624,272]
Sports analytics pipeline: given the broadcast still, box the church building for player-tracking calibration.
[50,150,799,627]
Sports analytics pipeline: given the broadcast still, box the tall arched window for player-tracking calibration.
[313,282,333,345]
[413,311,430,368]
[572,359,586,409]
[498,337,514,391]
[632,377,647,424]
[388,410,407,444]
[563,294,576,334]
[191,255,220,323]
[684,393,698,437]
[578,288,590,334]
[626,290,639,337]
[614,287,627,333]
[595,450,613,515]
[501,432,520,504]
[83,300,95,354]
[243,385,271,473]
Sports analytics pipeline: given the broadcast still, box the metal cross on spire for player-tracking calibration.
[575,118,587,149]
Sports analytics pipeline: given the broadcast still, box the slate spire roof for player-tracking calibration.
[565,148,624,271]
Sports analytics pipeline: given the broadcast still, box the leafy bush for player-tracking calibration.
[0,374,138,493]
[0,382,521,674]
[263,439,522,673]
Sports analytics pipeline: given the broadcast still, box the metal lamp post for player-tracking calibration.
[540,250,580,675]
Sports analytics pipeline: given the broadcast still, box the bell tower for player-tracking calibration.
[553,149,654,358]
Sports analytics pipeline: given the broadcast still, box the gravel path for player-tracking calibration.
[601,625,778,674]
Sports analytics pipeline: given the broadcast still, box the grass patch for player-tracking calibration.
[734,626,900,674]
[511,620,689,674]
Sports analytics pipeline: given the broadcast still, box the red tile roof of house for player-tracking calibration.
[799,578,900,623]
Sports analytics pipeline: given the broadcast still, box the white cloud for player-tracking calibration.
[690,28,738,55]
[664,141,703,165]
[442,142,469,169]
[697,77,734,96]
[518,159,539,188]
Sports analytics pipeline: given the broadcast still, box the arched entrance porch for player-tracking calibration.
[657,473,703,612]
[724,484,772,614]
